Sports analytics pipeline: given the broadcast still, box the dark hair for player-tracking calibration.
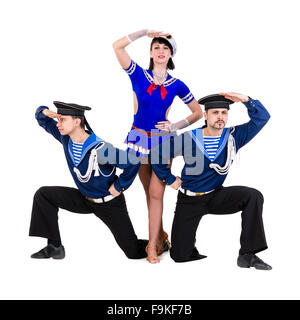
[72,115,85,129]
[149,37,175,70]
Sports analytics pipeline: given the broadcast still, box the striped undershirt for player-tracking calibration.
[72,142,84,166]
[203,136,221,161]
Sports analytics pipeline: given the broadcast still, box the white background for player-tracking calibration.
[0,0,299,300]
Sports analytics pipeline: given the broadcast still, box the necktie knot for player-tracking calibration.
[146,82,168,100]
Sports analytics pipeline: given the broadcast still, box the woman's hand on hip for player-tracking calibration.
[155,120,171,131]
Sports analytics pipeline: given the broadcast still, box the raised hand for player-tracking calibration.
[219,92,250,103]
[147,30,170,38]
[42,109,60,119]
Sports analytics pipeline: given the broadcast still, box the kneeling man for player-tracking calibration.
[152,92,272,270]
[30,101,147,260]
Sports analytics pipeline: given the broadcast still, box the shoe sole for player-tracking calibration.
[238,261,272,270]
[52,255,65,260]
[31,254,65,259]
[237,260,250,268]
[254,265,272,271]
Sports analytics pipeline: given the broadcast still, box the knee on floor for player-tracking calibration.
[170,247,192,263]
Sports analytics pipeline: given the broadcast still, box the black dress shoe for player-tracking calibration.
[237,253,272,270]
[31,244,65,259]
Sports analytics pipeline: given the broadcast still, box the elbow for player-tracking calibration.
[192,102,204,121]
[112,40,122,52]
[260,112,271,128]
[265,111,271,123]
[112,41,118,51]
[194,110,203,121]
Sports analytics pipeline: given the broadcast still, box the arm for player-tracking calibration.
[113,149,141,193]
[100,145,140,196]
[112,35,132,69]
[185,98,203,125]
[220,92,271,149]
[35,106,62,142]
[112,29,170,69]
[155,78,203,132]
[151,163,177,186]
[151,134,185,186]
[156,99,203,132]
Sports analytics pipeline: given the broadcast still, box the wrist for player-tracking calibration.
[42,109,49,116]
[243,97,255,108]
[168,118,190,132]
[127,29,148,42]
[113,180,122,192]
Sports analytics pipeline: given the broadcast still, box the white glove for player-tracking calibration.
[167,118,190,132]
[127,29,148,42]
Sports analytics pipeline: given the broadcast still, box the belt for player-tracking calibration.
[127,142,150,155]
[179,187,215,196]
[131,125,170,137]
[86,194,115,203]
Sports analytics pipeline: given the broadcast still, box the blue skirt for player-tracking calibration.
[124,126,176,159]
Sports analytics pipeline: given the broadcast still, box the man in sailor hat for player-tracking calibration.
[152,92,272,270]
[29,101,148,260]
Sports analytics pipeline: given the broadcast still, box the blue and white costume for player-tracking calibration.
[124,60,194,157]
[152,99,270,191]
[151,98,271,263]
[35,106,140,198]
[30,106,148,260]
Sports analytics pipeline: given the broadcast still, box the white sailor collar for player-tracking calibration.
[188,127,231,162]
[143,69,177,87]
[68,133,104,167]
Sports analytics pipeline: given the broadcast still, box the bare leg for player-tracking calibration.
[148,172,165,263]
[139,164,160,263]
[147,159,173,263]
[139,161,172,263]
[138,163,153,210]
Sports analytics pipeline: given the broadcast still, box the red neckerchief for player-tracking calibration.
[147,82,168,100]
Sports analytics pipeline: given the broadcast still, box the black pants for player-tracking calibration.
[170,186,268,262]
[29,186,147,259]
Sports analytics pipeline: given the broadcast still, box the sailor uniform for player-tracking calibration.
[124,60,195,157]
[34,106,139,197]
[29,106,147,259]
[151,98,271,262]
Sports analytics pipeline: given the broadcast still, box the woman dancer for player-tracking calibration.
[113,29,203,263]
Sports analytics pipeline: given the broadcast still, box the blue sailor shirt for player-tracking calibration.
[151,99,271,192]
[35,106,140,198]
